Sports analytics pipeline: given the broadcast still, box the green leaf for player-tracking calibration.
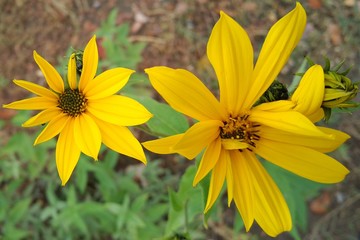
[8,198,31,225]
[129,95,189,136]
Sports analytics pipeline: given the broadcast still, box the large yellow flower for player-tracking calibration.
[142,3,349,237]
[3,36,152,185]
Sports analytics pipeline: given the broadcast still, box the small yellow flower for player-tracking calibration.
[3,36,152,185]
[142,3,349,237]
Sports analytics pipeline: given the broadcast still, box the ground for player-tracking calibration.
[0,0,359,239]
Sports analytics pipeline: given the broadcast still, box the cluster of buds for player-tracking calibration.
[321,59,359,120]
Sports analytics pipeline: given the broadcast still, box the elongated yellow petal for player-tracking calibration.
[253,100,295,112]
[3,97,57,110]
[33,51,64,93]
[34,113,69,145]
[207,11,253,113]
[245,3,306,107]
[84,68,135,99]
[67,53,77,89]
[174,120,222,159]
[230,150,254,231]
[142,134,184,154]
[13,80,58,99]
[23,107,63,127]
[221,139,249,150]
[243,151,291,237]
[145,67,227,121]
[292,65,324,117]
[79,35,98,91]
[87,95,152,126]
[225,152,233,206]
[193,137,221,186]
[92,116,147,163]
[256,139,350,183]
[74,113,101,160]
[56,118,81,185]
[307,108,325,123]
[261,125,350,153]
[204,149,227,213]
[250,109,329,137]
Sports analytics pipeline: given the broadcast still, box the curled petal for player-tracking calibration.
[79,36,98,91]
[67,53,77,89]
[291,65,324,117]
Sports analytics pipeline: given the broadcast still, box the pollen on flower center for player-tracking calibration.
[220,115,260,149]
[58,88,87,117]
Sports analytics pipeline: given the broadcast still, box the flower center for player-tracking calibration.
[220,115,260,150]
[58,88,87,117]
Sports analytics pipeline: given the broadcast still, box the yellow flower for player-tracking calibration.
[142,3,349,237]
[3,36,152,186]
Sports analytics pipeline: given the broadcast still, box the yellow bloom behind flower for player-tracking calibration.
[142,3,349,237]
[3,36,152,186]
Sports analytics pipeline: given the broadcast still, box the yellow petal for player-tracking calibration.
[84,68,135,99]
[230,150,254,231]
[243,151,292,237]
[87,95,152,126]
[145,67,227,121]
[256,139,350,183]
[34,113,69,145]
[174,120,222,159]
[79,35,98,91]
[56,118,81,186]
[252,100,295,112]
[74,113,101,160]
[3,97,57,110]
[23,107,62,127]
[225,152,233,206]
[221,139,249,150]
[13,80,58,99]
[67,53,77,89]
[261,125,350,153]
[207,11,253,113]
[245,3,306,107]
[306,108,325,123]
[33,51,64,93]
[142,134,184,154]
[292,65,324,117]
[93,116,147,163]
[204,149,227,213]
[193,137,221,186]
[250,109,329,137]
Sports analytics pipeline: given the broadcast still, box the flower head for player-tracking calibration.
[3,36,152,185]
[142,3,349,237]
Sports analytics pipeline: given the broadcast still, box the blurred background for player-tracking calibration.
[0,0,359,239]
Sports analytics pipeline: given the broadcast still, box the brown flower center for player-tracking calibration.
[220,115,260,149]
[58,88,87,117]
